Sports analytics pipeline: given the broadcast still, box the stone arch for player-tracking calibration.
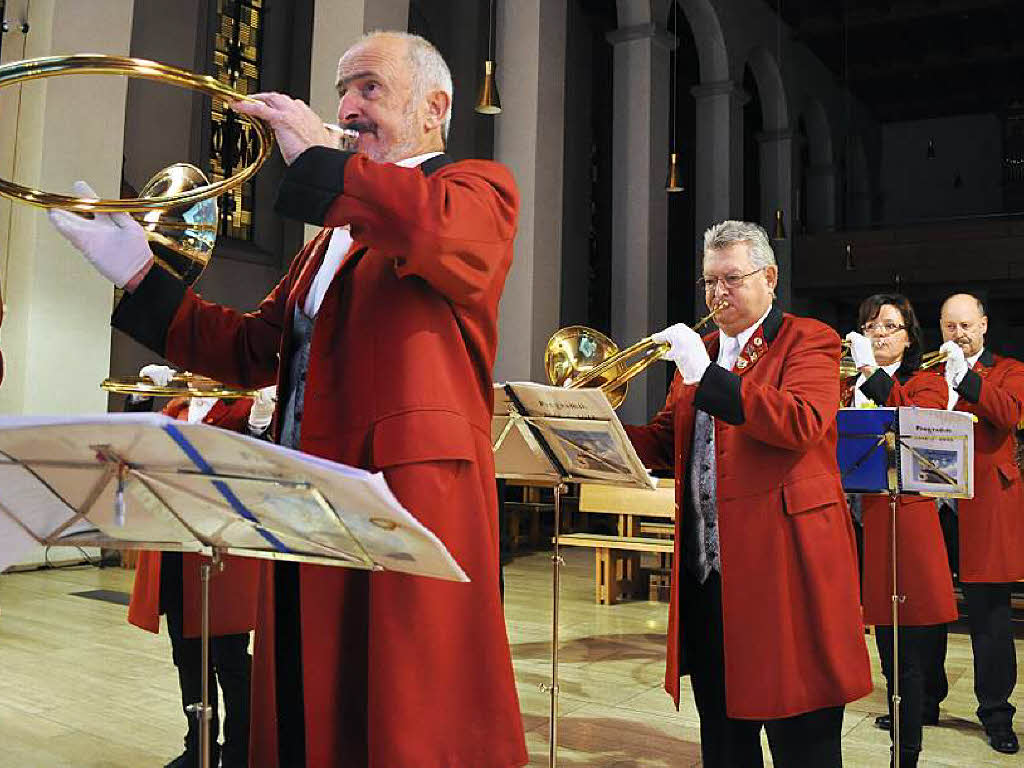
[801,98,836,232]
[744,45,788,132]
[672,0,729,82]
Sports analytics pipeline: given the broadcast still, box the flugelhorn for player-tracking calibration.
[544,302,727,408]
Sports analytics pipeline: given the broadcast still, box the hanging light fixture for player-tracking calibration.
[475,0,501,115]
[772,208,787,239]
[926,138,936,160]
[665,1,684,192]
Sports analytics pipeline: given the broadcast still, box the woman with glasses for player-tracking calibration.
[842,293,958,768]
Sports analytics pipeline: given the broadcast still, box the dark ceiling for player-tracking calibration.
[763,0,1024,122]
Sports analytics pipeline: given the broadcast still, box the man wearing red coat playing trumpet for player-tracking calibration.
[927,293,1024,756]
[625,221,872,768]
[49,31,526,768]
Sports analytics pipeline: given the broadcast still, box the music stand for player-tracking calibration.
[492,382,655,768]
[0,412,468,768]
[838,406,974,768]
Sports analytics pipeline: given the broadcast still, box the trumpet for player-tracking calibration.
[544,301,728,408]
[919,349,948,370]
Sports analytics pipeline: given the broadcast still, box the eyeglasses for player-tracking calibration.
[861,321,906,335]
[698,267,765,292]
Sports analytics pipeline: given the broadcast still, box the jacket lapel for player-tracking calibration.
[731,305,783,376]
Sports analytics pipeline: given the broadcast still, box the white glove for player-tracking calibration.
[248,385,277,432]
[845,331,877,370]
[139,364,176,387]
[47,181,154,288]
[941,340,968,386]
[651,323,711,385]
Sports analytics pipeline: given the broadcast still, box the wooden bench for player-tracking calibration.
[558,533,674,605]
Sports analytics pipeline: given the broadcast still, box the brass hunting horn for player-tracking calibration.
[545,302,727,408]
[0,54,356,398]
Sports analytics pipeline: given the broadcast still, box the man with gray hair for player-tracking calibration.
[625,220,871,767]
[50,30,526,768]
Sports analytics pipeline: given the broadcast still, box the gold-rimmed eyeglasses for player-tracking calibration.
[698,267,765,292]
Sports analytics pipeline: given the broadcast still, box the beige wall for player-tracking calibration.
[0,0,134,415]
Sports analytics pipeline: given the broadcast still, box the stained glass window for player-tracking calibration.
[208,0,264,241]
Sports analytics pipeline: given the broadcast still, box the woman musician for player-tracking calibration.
[842,294,958,768]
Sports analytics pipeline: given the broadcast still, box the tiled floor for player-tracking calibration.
[0,550,1020,766]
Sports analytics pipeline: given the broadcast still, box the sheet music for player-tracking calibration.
[0,413,469,581]
[897,407,975,499]
[492,382,655,489]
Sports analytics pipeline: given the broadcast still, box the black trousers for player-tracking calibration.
[930,507,1018,730]
[679,569,846,768]
[875,624,946,757]
[162,552,253,767]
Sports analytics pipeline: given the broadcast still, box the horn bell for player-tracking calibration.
[544,325,629,409]
[137,163,218,286]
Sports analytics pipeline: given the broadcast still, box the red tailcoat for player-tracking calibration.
[112,151,526,767]
[841,369,958,626]
[127,397,262,638]
[940,350,1024,582]
[625,307,872,720]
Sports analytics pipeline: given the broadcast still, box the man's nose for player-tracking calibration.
[338,93,360,123]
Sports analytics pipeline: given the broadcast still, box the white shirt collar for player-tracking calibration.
[966,348,984,369]
[394,151,443,168]
[721,305,773,350]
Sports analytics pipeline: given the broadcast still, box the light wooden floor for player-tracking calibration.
[0,550,1020,767]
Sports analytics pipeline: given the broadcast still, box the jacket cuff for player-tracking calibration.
[274,146,353,225]
[694,363,744,425]
[955,368,982,404]
[859,368,894,406]
[111,266,186,357]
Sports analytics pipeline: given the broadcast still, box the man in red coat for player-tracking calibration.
[625,220,871,768]
[929,293,1024,755]
[125,365,273,768]
[50,31,526,768]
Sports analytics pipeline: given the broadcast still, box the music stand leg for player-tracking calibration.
[543,483,567,768]
[187,550,220,768]
[889,490,901,768]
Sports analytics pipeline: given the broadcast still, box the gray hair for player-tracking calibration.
[702,220,776,269]
[360,31,453,141]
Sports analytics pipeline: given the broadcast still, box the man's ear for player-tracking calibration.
[424,89,450,132]
[764,264,779,291]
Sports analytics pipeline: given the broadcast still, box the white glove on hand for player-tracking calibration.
[941,340,968,386]
[248,385,277,432]
[47,181,154,288]
[845,331,877,370]
[651,323,711,385]
[139,364,176,387]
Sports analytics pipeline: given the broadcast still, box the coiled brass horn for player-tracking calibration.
[545,302,727,408]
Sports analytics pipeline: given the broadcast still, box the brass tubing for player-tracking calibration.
[0,55,274,212]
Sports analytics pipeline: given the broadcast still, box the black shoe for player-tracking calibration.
[875,711,939,731]
[985,727,1020,754]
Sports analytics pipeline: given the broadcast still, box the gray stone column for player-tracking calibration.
[607,21,673,424]
[0,0,134,415]
[757,129,794,311]
[492,0,567,384]
[806,162,836,232]
[690,80,745,313]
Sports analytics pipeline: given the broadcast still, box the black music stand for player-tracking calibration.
[838,406,974,767]
[0,412,468,768]
[492,382,655,768]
